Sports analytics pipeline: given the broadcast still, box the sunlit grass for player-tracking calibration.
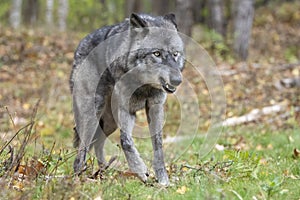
[1,120,299,199]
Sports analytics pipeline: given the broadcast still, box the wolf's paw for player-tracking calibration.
[73,151,87,175]
[136,171,149,183]
[73,159,86,175]
[129,161,149,182]
[155,168,170,186]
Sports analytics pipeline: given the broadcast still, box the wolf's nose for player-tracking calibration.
[170,74,182,86]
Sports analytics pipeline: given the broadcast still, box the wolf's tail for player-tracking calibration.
[73,127,80,148]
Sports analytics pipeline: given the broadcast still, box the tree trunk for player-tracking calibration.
[193,0,206,24]
[208,0,225,37]
[23,0,39,26]
[46,0,54,26]
[10,0,22,29]
[232,0,254,60]
[125,0,143,17]
[152,0,171,15]
[58,0,69,31]
[175,0,194,36]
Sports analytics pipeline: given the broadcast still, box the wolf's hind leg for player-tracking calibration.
[93,127,107,167]
[73,93,105,174]
[94,116,117,167]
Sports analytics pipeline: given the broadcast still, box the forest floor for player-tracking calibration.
[0,2,300,199]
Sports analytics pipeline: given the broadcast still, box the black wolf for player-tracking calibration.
[70,13,184,185]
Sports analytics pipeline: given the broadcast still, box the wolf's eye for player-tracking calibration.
[173,51,179,57]
[153,51,161,57]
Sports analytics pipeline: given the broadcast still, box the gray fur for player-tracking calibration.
[70,13,184,186]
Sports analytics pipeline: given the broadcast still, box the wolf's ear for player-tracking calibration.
[164,13,177,27]
[130,13,147,28]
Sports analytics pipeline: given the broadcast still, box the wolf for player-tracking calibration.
[70,13,185,186]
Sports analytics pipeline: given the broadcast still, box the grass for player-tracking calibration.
[1,117,299,199]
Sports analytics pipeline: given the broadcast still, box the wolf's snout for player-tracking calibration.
[170,74,182,86]
[160,72,182,94]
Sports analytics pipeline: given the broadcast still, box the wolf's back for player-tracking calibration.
[69,20,130,92]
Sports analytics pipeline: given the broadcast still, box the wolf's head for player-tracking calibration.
[126,13,185,93]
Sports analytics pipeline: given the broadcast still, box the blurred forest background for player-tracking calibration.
[1,0,299,59]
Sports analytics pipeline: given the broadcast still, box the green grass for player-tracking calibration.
[1,124,299,200]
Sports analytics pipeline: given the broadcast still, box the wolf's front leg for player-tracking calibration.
[119,109,148,182]
[146,103,169,186]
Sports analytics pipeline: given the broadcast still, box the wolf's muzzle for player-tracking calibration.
[169,73,182,87]
[160,74,182,93]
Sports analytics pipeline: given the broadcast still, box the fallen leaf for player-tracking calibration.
[12,181,24,191]
[181,166,189,172]
[259,158,267,165]
[293,148,300,158]
[119,171,138,178]
[256,144,263,151]
[288,136,294,143]
[22,103,31,110]
[289,174,298,180]
[17,160,45,177]
[176,186,187,195]
[215,144,225,151]
[40,126,55,137]
[267,144,273,150]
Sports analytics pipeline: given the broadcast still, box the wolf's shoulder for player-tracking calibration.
[74,20,130,64]
[85,20,130,48]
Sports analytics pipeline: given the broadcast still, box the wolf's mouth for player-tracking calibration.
[161,79,176,93]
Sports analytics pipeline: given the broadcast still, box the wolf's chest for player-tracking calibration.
[127,86,164,114]
[128,97,146,113]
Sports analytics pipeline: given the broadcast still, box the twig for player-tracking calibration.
[48,150,78,176]
[91,156,118,179]
[5,106,15,129]
[275,62,300,71]
[180,164,199,171]
[0,122,32,156]
[229,189,243,200]
[8,99,40,173]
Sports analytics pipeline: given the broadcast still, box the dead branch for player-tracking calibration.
[222,104,286,127]
[5,106,16,129]
[274,76,300,90]
[0,122,32,156]
[275,62,300,71]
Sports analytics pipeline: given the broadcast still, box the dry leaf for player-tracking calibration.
[293,148,300,158]
[176,186,187,194]
[119,171,138,178]
[12,181,24,191]
[18,160,45,177]
[215,144,225,151]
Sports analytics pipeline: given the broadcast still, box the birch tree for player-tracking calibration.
[58,0,69,31]
[46,0,54,26]
[232,0,255,60]
[10,0,22,29]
